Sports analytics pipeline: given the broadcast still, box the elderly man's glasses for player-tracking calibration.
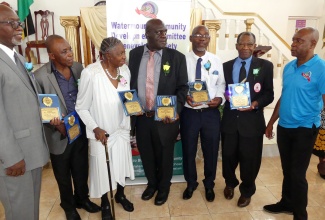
[192,34,210,39]
[0,20,25,29]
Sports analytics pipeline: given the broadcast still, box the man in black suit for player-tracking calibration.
[221,32,274,207]
[129,18,188,206]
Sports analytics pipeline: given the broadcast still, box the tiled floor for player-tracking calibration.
[1,154,325,220]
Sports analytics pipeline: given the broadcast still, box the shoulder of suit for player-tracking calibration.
[253,57,273,66]
[34,62,51,77]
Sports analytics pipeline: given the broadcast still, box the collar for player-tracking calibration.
[144,45,163,57]
[0,44,16,62]
[293,54,319,68]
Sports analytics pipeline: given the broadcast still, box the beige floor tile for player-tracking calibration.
[1,154,325,219]
[168,191,209,216]
[129,195,169,219]
[210,212,253,220]
[172,214,212,220]
[245,186,278,211]
[249,210,292,220]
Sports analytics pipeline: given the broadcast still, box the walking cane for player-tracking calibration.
[104,133,115,220]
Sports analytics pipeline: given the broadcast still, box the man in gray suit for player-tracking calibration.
[34,35,100,220]
[0,5,49,220]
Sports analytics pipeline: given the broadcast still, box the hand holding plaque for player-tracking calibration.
[155,95,177,121]
[38,94,62,123]
[64,111,82,144]
[118,90,144,116]
[228,82,251,109]
[188,81,210,105]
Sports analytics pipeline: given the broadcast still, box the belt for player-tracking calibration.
[144,111,155,117]
[188,107,213,112]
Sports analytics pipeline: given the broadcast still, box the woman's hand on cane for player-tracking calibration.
[93,127,108,145]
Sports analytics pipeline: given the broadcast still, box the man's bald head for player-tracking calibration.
[45,35,65,53]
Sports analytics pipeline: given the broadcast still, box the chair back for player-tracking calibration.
[34,10,55,42]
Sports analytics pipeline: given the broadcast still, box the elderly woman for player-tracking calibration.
[76,37,135,219]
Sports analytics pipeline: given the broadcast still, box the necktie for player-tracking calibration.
[195,58,202,80]
[239,61,246,83]
[14,53,31,83]
[146,51,155,110]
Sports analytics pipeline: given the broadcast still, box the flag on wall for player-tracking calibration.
[17,0,35,37]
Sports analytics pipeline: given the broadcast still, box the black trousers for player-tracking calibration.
[221,131,263,198]
[50,134,89,211]
[277,125,318,220]
[180,107,220,189]
[135,115,178,192]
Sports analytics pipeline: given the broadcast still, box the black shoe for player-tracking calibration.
[263,202,293,215]
[154,191,169,206]
[223,186,234,200]
[237,195,251,207]
[141,187,157,200]
[182,186,197,200]
[115,194,134,212]
[76,198,101,213]
[65,209,81,220]
[101,205,113,220]
[205,188,215,202]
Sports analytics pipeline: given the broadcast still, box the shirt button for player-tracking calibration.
[69,94,71,96]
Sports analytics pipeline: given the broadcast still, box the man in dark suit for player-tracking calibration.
[221,32,274,207]
[0,5,49,220]
[129,18,188,206]
[34,35,100,220]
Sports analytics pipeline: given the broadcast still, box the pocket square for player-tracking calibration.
[212,70,219,75]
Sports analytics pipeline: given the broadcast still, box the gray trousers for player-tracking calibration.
[0,167,42,220]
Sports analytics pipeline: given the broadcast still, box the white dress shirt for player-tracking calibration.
[185,50,226,109]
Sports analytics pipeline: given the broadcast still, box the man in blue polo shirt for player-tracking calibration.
[263,27,325,220]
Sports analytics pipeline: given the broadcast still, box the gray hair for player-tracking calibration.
[100,37,122,54]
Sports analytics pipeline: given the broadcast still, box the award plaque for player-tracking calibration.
[188,81,210,104]
[228,82,251,109]
[63,111,81,144]
[155,95,177,121]
[38,94,61,123]
[118,90,144,116]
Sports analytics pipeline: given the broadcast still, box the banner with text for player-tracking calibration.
[106,0,191,59]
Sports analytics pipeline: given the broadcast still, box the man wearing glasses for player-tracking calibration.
[221,32,274,207]
[129,18,188,206]
[0,5,49,220]
[181,25,225,202]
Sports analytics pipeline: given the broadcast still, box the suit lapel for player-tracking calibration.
[131,48,144,90]
[157,48,170,94]
[0,49,36,95]
[247,57,259,83]
[227,59,235,84]
[45,63,67,111]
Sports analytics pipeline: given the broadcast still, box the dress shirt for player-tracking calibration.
[185,50,226,109]
[0,44,17,63]
[232,56,252,83]
[52,62,78,114]
[137,45,162,111]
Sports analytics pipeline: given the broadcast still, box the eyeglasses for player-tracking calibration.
[237,43,255,48]
[0,20,25,29]
[192,34,210,39]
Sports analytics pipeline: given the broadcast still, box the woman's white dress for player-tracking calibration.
[75,61,135,198]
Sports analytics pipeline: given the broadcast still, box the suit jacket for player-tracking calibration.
[221,56,274,137]
[34,61,84,155]
[0,49,49,176]
[129,46,188,143]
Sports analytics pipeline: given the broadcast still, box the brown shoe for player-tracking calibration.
[223,186,234,200]
[237,195,251,207]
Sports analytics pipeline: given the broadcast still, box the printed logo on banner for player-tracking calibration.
[135,1,158,18]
